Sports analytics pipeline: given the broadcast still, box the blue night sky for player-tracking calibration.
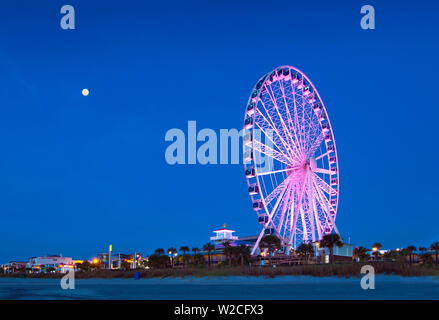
[0,0,438,262]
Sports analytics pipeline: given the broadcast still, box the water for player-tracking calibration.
[0,275,438,300]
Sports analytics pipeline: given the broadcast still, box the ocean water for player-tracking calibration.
[0,275,438,300]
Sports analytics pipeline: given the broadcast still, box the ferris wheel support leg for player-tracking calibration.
[251,228,266,255]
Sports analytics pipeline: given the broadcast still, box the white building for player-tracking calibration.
[210,225,239,243]
[27,256,74,273]
[314,243,353,263]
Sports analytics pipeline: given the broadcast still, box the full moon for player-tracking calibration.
[82,88,89,96]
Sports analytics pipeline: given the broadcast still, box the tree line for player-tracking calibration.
[353,242,439,265]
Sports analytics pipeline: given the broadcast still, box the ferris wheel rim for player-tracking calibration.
[243,65,340,247]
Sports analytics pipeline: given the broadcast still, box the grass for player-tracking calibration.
[2,262,439,279]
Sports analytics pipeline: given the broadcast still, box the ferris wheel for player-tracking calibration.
[243,66,340,254]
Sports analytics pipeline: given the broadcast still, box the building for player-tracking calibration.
[96,252,145,269]
[204,225,257,264]
[315,243,353,263]
[0,261,27,273]
[210,225,239,243]
[209,225,257,248]
[27,255,74,273]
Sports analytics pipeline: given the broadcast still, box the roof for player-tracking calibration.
[213,228,236,233]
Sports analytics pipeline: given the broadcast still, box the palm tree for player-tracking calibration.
[180,246,190,255]
[237,244,251,266]
[203,243,215,267]
[260,235,281,265]
[371,243,382,260]
[420,253,434,265]
[431,242,439,265]
[353,246,369,262]
[192,247,200,259]
[76,261,91,272]
[419,247,427,255]
[320,234,343,263]
[383,250,397,261]
[296,243,315,264]
[154,248,165,256]
[223,241,233,265]
[398,248,410,263]
[406,245,417,264]
[179,246,190,268]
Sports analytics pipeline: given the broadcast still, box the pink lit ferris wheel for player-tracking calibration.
[243,66,340,254]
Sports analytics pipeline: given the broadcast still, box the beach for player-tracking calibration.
[1,275,438,300]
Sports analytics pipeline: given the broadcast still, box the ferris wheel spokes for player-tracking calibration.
[251,139,291,166]
[244,66,340,253]
[278,79,303,151]
[255,166,299,177]
[264,83,301,159]
[256,101,300,161]
[312,176,339,235]
[251,180,290,254]
[262,175,290,207]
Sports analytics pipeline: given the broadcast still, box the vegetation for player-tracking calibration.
[179,246,190,268]
[223,241,233,265]
[179,246,189,255]
[3,262,439,279]
[203,243,215,267]
[260,235,281,265]
[353,246,369,261]
[4,238,439,280]
[406,245,417,264]
[91,260,104,270]
[320,234,343,263]
[76,261,91,272]
[221,241,251,266]
[147,254,170,269]
[371,242,382,260]
[237,244,251,266]
[382,250,398,261]
[420,253,434,266]
[296,243,315,264]
[191,254,205,266]
[431,242,439,265]
[167,247,177,267]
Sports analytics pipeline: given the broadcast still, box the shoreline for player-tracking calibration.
[2,263,439,279]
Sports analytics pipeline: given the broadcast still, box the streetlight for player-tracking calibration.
[168,251,174,267]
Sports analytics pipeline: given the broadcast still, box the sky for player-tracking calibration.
[0,0,438,262]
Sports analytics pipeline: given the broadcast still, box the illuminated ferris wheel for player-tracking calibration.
[243,66,340,254]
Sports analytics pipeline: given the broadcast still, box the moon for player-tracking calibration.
[82,88,89,96]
